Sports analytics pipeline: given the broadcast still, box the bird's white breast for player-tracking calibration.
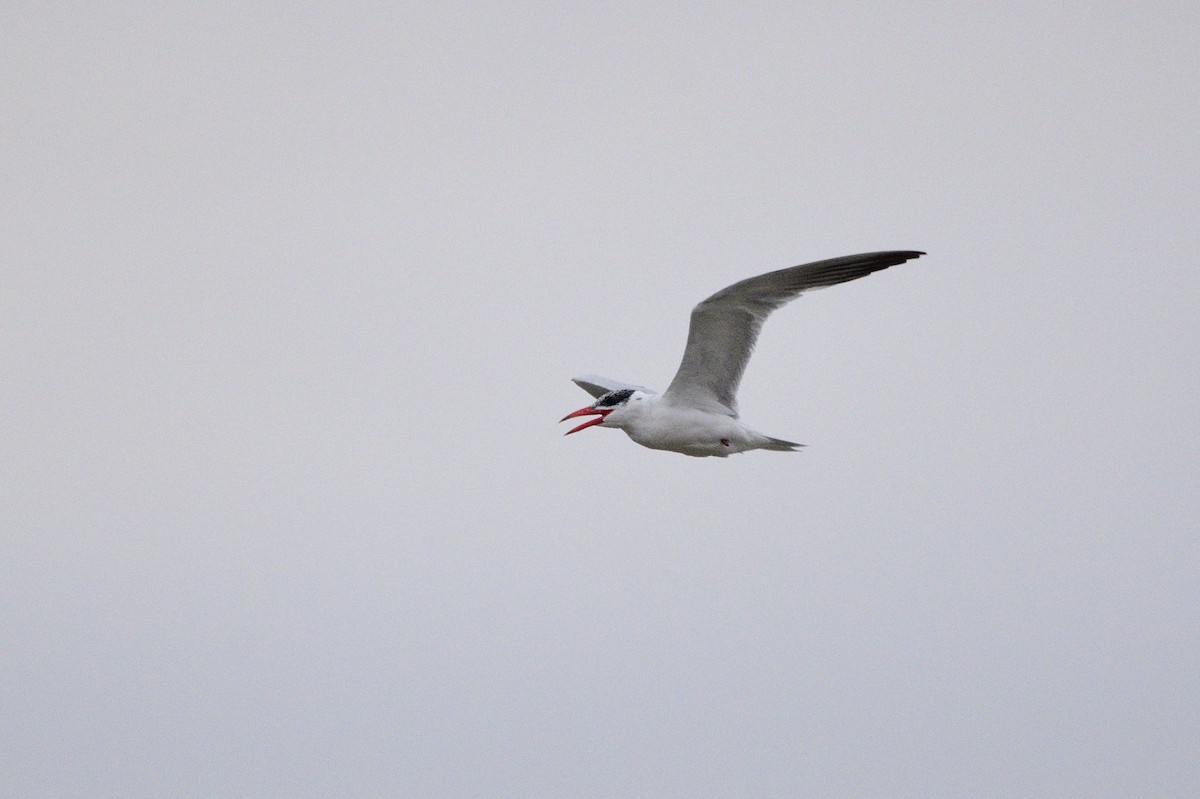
[618,399,757,458]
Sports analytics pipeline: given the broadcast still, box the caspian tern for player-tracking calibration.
[560,250,924,457]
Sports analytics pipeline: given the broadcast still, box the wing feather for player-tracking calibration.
[661,251,924,415]
[571,374,655,399]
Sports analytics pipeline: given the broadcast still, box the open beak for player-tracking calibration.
[559,406,612,435]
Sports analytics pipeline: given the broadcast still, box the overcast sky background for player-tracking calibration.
[3,3,1198,797]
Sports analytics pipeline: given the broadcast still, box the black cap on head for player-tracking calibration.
[594,389,634,408]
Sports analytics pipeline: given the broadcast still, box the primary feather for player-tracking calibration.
[571,374,655,400]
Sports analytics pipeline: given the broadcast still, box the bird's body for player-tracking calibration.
[561,250,924,457]
[602,395,795,458]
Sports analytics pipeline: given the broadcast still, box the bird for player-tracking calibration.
[560,250,924,457]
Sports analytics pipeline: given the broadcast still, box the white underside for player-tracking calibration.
[604,400,796,458]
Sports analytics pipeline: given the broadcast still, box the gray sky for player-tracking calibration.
[3,3,1198,797]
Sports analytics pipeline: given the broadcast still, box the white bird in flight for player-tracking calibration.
[560,250,924,457]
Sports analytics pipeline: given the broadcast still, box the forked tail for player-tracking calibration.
[763,436,805,452]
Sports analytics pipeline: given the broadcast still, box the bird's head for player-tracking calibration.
[559,388,647,434]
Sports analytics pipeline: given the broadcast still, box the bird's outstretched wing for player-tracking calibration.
[572,374,656,399]
[662,250,924,416]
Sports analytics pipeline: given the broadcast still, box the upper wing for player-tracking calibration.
[661,251,924,416]
[571,374,656,399]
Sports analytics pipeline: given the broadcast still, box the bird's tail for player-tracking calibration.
[762,436,805,452]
